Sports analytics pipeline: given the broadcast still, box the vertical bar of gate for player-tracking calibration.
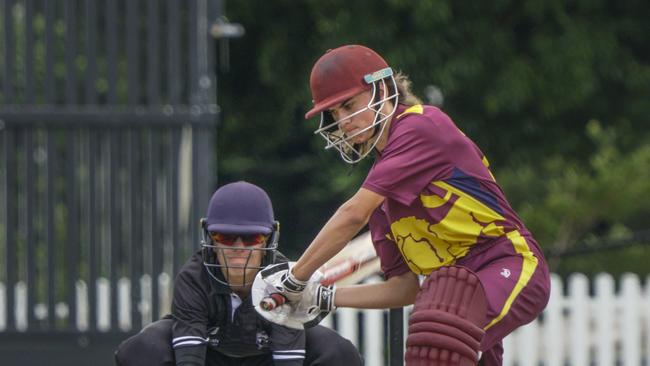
[105,0,119,331]
[46,130,56,329]
[169,0,184,264]
[188,0,198,105]
[64,0,77,104]
[129,128,142,329]
[25,129,36,328]
[125,0,143,320]
[85,0,97,104]
[200,0,217,106]
[191,130,200,258]
[109,132,120,330]
[44,0,55,103]
[198,0,218,212]
[66,132,79,330]
[88,130,97,331]
[106,0,118,104]
[4,128,17,331]
[147,0,160,105]
[170,129,180,276]
[3,0,15,102]
[389,308,404,366]
[126,1,141,322]
[84,3,98,330]
[25,0,35,103]
[168,0,181,104]
[149,131,160,320]
[193,129,212,239]
[65,0,79,330]
[126,0,140,105]
[188,0,200,262]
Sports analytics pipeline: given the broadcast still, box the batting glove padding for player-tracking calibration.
[405,266,487,366]
[279,268,309,303]
[252,262,326,329]
[258,261,308,304]
[299,280,336,328]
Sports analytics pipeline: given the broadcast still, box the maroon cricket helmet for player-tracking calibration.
[305,45,390,119]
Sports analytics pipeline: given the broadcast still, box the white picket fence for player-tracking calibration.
[2,272,650,365]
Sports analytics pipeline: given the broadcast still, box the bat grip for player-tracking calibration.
[260,293,287,311]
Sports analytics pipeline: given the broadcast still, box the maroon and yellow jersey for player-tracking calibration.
[363,104,535,277]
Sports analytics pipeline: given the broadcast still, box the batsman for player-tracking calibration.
[254,45,551,365]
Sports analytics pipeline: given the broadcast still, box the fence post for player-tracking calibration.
[362,277,383,366]
[542,274,564,366]
[502,327,515,366]
[568,273,590,366]
[388,308,404,366]
[0,282,5,330]
[621,273,641,366]
[76,280,88,331]
[96,278,110,331]
[644,275,650,364]
[338,308,359,348]
[518,317,539,366]
[594,273,614,365]
[118,278,131,331]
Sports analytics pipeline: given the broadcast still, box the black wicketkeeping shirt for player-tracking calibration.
[171,251,305,365]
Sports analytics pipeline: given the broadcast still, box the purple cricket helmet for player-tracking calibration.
[201,181,279,287]
[205,181,275,235]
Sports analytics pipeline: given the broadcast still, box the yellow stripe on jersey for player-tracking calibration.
[396,104,423,119]
[482,156,496,181]
[484,230,539,330]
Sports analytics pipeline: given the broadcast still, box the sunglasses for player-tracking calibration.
[210,232,268,247]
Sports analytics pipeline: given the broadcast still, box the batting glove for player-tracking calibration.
[256,262,309,304]
[297,280,336,328]
[253,262,323,329]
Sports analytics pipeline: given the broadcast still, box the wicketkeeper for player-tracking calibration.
[115,181,362,366]
[254,45,551,366]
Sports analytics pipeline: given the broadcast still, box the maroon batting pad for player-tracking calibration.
[405,266,487,366]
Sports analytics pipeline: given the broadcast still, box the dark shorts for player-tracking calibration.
[455,233,551,365]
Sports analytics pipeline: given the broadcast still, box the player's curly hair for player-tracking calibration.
[394,72,423,106]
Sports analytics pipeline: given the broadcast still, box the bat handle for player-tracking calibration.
[260,293,287,311]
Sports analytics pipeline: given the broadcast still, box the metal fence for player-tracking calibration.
[0,0,220,364]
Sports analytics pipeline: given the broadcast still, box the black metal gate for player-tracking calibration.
[0,1,220,364]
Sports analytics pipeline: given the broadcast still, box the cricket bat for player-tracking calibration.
[259,231,380,310]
